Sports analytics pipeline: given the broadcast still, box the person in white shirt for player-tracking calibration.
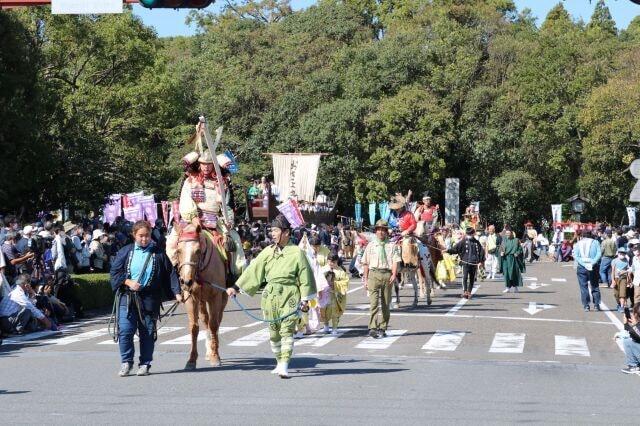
[0,274,51,333]
[16,225,34,254]
[536,233,550,259]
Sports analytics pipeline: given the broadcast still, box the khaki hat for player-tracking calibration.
[374,219,389,230]
[63,221,76,233]
[389,195,406,210]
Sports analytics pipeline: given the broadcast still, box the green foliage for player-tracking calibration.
[2,0,639,227]
[72,273,113,310]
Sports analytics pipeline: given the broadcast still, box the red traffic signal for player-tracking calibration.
[139,0,213,8]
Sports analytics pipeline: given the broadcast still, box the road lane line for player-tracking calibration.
[444,286,480,316]
[50,328,111,346]
[555,335,590,356]
[599,300,625,352]
[551,278,567,282]
[489,333,525,353]
[347,285,364,295]
[296,328,355,347]
[161,327,237,345]
[228,328,270,346]
[355,329,407,350]
[422,331,466,351]
[98,327,184,345]
[2,330,59,344]
[241,321,262,328]
[342,311,613,325]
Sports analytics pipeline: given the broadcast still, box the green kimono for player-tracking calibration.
[499,237,525,288]
[235,243,317,362]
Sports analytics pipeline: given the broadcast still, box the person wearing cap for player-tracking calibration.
[612,247,631,313]
[447,227,485,299]
[574,230,602,312]
[1,231,34,285]
[413,193,439,229]
[228,214,317,379]
[389,193,417,237]
[600,230,617,288]
[89,229,108,272]
[361,219,401,338]
[16,225,34,255]
[320,253,349,335]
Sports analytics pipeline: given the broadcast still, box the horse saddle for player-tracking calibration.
[401,236,419,268]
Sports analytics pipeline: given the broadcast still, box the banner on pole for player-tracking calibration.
[379,202,390,221]
[551,204,563,224]
[103,194,122,225]
[276,199,305,228]
[123,205,143,223]
[445,178,460,225]
[368,203,376,226]
[628,207,637,227]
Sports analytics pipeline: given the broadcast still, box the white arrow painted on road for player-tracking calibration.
[523,302,555,315]
[527,282,550,290]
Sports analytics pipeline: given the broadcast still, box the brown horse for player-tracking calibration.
[175,223,228,369]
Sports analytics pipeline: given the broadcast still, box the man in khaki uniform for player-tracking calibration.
[362,219,400,338]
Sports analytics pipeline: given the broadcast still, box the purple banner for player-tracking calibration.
[123,205,143,222]
[103,194,122,225]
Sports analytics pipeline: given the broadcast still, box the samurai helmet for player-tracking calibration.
[199,150,214,164]
[271,214,291,230]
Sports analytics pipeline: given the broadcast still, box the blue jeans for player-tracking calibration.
[576,264,601,307]
[599,256,613,285]
[118,303,155,366]
[623,337,640,366]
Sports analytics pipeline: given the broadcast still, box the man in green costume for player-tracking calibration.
[499,228,526,293]
[227,214,316,378]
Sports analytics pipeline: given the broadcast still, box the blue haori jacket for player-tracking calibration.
[110,243,180,316]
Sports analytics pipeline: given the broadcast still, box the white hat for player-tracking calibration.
[630,239,640,245]
[199,150,213,164]
[627,230,636,238]
[216,153,233,168]
[92,229,106,240]
[22,225,34,235]
[182,151,200,165]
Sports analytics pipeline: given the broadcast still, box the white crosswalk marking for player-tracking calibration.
[2,330,59,344]
[296,328,354,347]
[161,327,237,345]
[422,331,466,351]
[555,336,590,356]
[355,329,407,350]
[228,328,271,347]
[551,278,567,282]
[98,327,184,345]
[50,328,111,346]
[489,333,525,353]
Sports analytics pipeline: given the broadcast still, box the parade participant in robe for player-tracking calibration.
[228,214,316,379]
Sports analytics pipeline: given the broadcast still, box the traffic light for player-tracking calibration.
[139,0,213,8]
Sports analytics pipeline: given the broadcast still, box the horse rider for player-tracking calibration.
[390,193,421,307]
[414,193,439,232]
[227,214,317,379]
[166,124,245,283]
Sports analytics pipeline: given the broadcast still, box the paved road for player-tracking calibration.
[1,261,637,424]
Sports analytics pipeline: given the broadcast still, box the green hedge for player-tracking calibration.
[71,273,113,311]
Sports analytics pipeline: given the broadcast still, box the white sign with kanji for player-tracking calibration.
[52,0,122,14]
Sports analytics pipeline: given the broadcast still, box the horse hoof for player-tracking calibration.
[210,359,221,367]
[184,362,196,370]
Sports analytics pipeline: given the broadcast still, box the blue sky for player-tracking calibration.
[133,0,640,38]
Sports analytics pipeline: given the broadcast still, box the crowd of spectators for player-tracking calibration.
[0,213,170,341]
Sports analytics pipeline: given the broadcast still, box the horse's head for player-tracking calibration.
[176,223,202,289]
